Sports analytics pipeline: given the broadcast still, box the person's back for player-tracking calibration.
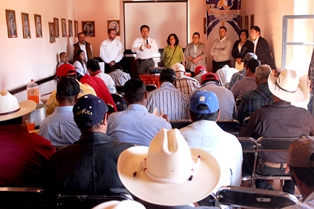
[146,68,189,120]
[107,78,172,146]
[0,91,55,187]
[48,94,133,197]
[199,73,235,120]
[180,90,243,189]
[40,78,81,146]
[109,64,131,86]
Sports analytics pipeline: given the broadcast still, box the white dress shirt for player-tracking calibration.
[99,39,123,64]
[79,43,93,61]
[131,37,158,59]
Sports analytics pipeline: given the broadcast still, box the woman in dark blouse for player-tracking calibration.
[232,29,254,70]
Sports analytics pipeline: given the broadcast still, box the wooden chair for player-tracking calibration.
[170,119,192,129]
[217,119,241,136]
[216,186,299,209]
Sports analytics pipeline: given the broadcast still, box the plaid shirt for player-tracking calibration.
[228,69,246,90]
[174,73,200,99]
[237,82,273,123]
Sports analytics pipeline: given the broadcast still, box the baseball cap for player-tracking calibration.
[195,66,206,76]
[288,137,314,168]
[190,90,219,114]
[57,77,80,97]
[57,63,77,77]
[201,72,219,85]
[242,52,258,62]
[73,94,108,130]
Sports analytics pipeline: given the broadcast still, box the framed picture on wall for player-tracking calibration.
[6,9,17,38]
[21,12,31,38]
[34,14,42,38]
[250,15,254,28]
[61,18,67,37]
[82,21,95,37]
[107,20,120,36]
[68,20,73,37]
[74,20,78,37]
[48,22,55,43]
[53,18,59,38]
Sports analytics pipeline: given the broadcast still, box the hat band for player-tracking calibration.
[275,80,297,93]
[0,107,20,116]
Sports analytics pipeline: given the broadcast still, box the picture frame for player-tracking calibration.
[5,9,17,38]
[74,20,78,37]
[68,20,73,37]
[53,17,59,38]
[21,12,31,38]
[61,18,67,37]
[245,15,248,30]
[250,15,254,28]
[34,14,42,38]
[82,21,95,37]
[107,20,120,36]
[48,22,55,43]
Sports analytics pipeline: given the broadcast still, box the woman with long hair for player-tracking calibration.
[162,33,185,68]
[73,49,87,77]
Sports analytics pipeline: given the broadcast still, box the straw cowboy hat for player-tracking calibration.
[92,200,146,209]
[268,69,308,102]
[117,129,221,206]
[0,90,36,122]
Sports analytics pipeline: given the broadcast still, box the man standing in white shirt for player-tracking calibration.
[100,28,124,73]
[131,25,158,75]
[210,26,232,73]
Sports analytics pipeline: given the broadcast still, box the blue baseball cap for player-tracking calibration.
[190,90,219,114]
[73,94,108,130]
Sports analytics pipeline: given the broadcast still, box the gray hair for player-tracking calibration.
[255,64,271,80]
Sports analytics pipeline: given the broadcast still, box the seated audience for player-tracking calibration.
[47,94,133,199]
[57,52,70,68]
[45,64,96,115]
[228,52,258,90]
[199,72,236,119]
[216,65,238,88]
[87,59,117,94]
[180,90,243,189]
[283,137,314,209]
[240,69,314,194]
[39,77,81,146]
[237,64,273,123]
[109,64,131,86]
[146,68,189,120]
[193,65,207,84]
[73,49,88,78]
[172,63,200,99]
[230,58,260,100]
[107,78,171,146]
[117,128,221,209]
[0,91,55,187]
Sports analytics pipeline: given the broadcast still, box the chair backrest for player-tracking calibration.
[0,187,50,208]
[57,194,131,209]
[256,137,301,152]
[115,86,124,94]
[111,93,125,111]
[216,186,300,209]
[237,137,257,153]
[145,84,157,92]
[170,119,192,129]
[217,119,241,136]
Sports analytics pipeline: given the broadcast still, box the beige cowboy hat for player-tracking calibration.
[92,200,146,209]
[117,129,221,206]
[268,69,308,102]
[0,90,36,122]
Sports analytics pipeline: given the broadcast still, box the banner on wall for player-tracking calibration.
[206,0,241,37]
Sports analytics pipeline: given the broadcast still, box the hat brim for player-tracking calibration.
[0,100,36,122]
[268,74,308,102]
[117,146,221,206]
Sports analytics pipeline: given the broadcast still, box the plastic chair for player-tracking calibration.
[0,187,52,208]
[216,186,299,209]
[217,119,241,136]
[57,194,131,209]
[170,119,192,129]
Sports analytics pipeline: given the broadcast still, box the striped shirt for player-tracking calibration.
[174,73,200,99]
[146,82,189,120]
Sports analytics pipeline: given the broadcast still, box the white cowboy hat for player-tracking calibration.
[92,200,146,209]
[171,63,185,73]
[0,90,36,122]
[268,69,308,102]
[117,129,221,206]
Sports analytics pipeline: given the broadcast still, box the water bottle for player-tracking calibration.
[27,79,40,104]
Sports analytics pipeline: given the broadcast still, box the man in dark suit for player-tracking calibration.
[250,26,276,71]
